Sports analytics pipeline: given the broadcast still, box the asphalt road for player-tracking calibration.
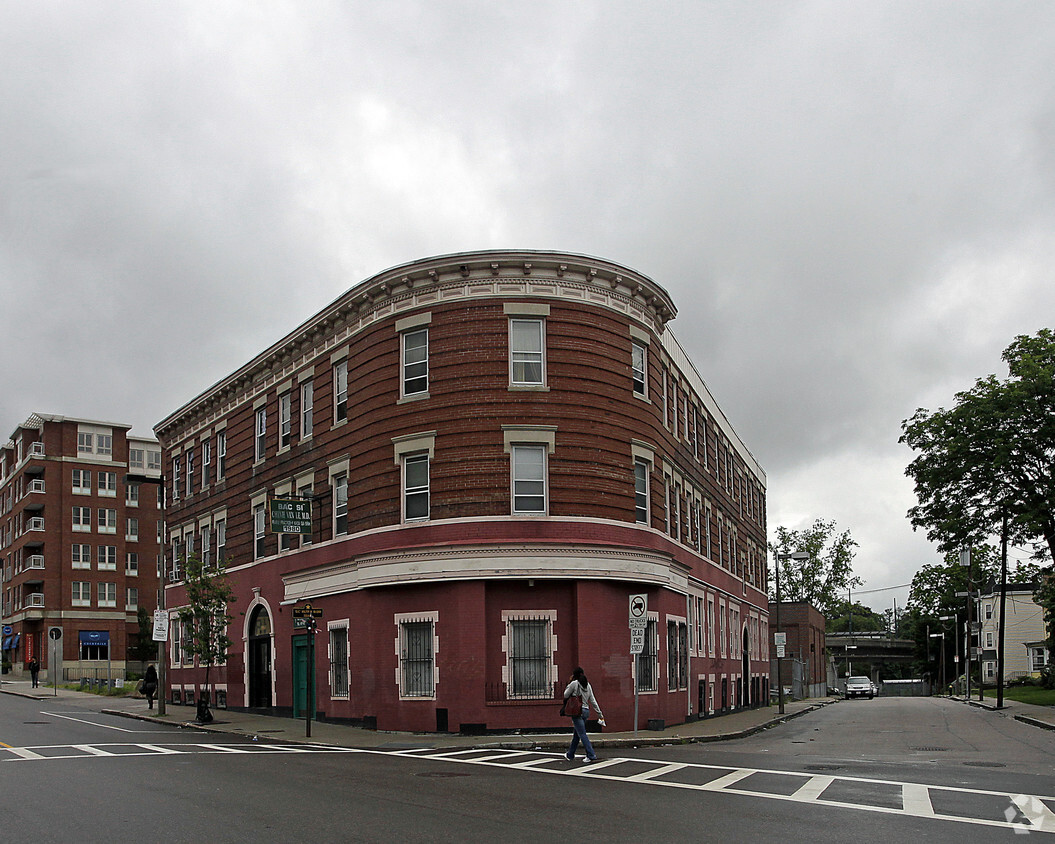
[2,694,1052,842]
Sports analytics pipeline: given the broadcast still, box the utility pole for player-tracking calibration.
[996,510,1009,709]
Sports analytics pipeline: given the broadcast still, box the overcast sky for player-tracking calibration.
[3,2,1053,613]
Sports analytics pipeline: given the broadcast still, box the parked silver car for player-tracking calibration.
[845,676,874,699]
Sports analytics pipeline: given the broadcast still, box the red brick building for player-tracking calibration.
[0,414,163,682]
[156,250,769,732]
[769,600,827,698]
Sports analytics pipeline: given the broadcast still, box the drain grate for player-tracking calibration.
[416,771,470,778]
[964,761,1006,768]
[912,747,948,752]
[805,764,843,771]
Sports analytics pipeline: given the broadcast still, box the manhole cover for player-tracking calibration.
[805,764,843,771]
[416,771,470,778]
[964,761,1006,768]
[912,747,948,752]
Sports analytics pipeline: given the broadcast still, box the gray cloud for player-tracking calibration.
[3,1,1054,611]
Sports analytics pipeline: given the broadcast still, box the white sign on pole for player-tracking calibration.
[629,593,648,624]
[630,627,645,655]
[152,609,169,642]
[776,644,786,658]
[774,632,786,646]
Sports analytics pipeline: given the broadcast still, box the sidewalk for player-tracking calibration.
[951,693,1055,732]
[0,678,834,752]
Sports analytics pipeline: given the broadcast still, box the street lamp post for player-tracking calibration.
[773,550,809,715]
[939,614,958,694]
[929,632,946,692]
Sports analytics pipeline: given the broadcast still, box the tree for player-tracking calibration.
[176,555,235,723]
[769,519,861,618]
[901,329,1055,565]
[128,606,159,664]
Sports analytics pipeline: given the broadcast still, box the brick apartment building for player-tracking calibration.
[769,600,827,698]
[156,250,769,733]
[0,414,163,682]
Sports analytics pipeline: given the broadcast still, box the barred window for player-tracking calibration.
[399,618,435,698]
[330,626,349,698]
[507,617,552,699]
[636,618,658,692]
[667,620,688,691]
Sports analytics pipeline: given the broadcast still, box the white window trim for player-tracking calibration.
[395,611,439,700]
[501,610,558,700]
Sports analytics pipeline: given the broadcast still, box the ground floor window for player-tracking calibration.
[397,614,436,698]
[330,624,349,698]
[504,613,555,699]
[1030,647,1049,673]
[636,617,659,692]
[79,631,110,661]
[667,619,688,690]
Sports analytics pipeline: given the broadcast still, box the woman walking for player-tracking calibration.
[562,666,604,763]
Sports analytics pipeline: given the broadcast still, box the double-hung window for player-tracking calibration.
[511,445,546,514]
[72,545,91,569]
[253,504,267,559]
[333,361,348,423]
[126,483,139,507]
[632,342,647,397]
[402,329,428,396]
[72,581,91,607]
[279,392,292,449]
[301,380,314,439]
[333,474,348,536]
[216,432,226,480]
[510,319,544,386]
[201,441,211,487]
[398,616,436,698]
[98,508,117,534]
[403,454,429,521]
[634,459,650,524]
[255,407,267,461]
[98,582,117,608]
[185,450,194,495]
[72,469,91,494]
[73,506,92,532]
[172,458,181,502]
[98,471,117,497]
[216,519,227,565]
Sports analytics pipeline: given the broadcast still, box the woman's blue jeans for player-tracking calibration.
[567,716,596,760]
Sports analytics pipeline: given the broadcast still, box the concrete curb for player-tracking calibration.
[101,698,838,752]
[1014,714,1055,731]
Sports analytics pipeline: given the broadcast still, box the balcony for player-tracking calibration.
[27,516,44,532]
[24,479,46,511]
[26,554,44,570]
[24,443,45,475]
[26,593,44,608]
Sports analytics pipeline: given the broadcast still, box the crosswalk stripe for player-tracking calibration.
[623,763,685,782]
[71,745,112,756]
[790,775,835,802]
[902,783,935,817]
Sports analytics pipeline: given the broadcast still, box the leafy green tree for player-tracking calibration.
[176,555,235,722]
[901,329,1055,565]
[769,519,860,618]
[129,606,159,664]
[825,599,886,634]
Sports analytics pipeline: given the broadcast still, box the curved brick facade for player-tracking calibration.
[156,250,769,732]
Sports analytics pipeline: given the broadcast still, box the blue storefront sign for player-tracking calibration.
[79,631,110,645]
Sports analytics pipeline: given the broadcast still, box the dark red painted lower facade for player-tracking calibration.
[165,519,771,732]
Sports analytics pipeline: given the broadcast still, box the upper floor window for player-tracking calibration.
[72,469,91,494]
[279,392,292,450]
[301,380,314,440]
[255,408,267,462]
[333,474,348,536]
[402,329,429,397]
[147,449,162,471]
[510,319,544,386]
[129,448,145,469]
[334,361,348,423]
[185,450,195,495]
[403,454,430,522]
[634,459,650,524]
[126,483,139,507]
[216,519,227,564]
[253,504,267,559]
[201,441,211,487]
[632,343,647,397]
[172,458,181,502]
[511,444,547,514]
[98,508,117,534]
[98,471,117,497]
[78,433,93,454]
[96,435,112,456]
[216,432,226,481]
[72,506,92,532]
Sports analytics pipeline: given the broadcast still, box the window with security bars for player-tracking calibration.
[667,620,688,691]
[330,627,349,698]
[508,618,552,699]
[399,620,435,698]
[636,618,658,692]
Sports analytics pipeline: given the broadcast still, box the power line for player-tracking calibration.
[853,583,911,596]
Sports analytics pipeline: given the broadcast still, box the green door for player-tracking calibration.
[292,635,315,719]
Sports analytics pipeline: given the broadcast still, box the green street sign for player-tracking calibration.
[270,498,312,534]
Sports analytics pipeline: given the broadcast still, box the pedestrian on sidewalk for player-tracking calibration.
[562,666,604,763]
[28,657,40,688]
[142,664,158,710]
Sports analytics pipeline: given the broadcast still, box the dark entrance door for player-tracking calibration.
[248,607,272,708]
[292,635,315,719]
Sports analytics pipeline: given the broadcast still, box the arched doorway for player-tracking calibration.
[248,606,273,708]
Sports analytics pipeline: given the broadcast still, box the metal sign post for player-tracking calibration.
[292,603,324,738]
[49,627,62,696]
[629,594,647,736]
